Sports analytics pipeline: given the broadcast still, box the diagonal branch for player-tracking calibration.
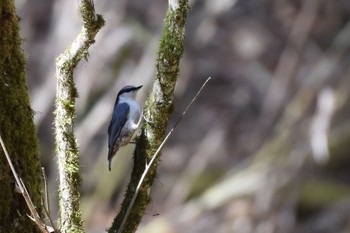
[0,135,52,233]
[108,0,189,232]
[117,77,211,233]
[54,0,104,232]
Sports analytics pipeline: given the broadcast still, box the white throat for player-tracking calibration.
[119,95,141,123]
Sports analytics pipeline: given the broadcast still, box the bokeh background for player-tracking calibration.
[15,0,350,232]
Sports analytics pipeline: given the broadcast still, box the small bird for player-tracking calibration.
[108,85,143,171]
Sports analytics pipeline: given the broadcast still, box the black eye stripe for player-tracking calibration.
[117,85,142,96]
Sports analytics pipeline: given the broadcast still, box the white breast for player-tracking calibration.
[119,96,141,129]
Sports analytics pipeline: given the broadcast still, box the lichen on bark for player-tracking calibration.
[108,1,189,232]
[54,0,104,232]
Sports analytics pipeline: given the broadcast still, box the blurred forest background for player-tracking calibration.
[15,0,350,232]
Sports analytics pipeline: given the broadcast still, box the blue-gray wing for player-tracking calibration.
[108,103,130,150]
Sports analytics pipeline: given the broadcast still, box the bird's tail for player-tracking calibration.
[108,160,112,171]
[108,149,112,171]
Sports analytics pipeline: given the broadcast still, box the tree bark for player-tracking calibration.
[54,0,104,232]
[0,0,43,232]
[108,0,189,232]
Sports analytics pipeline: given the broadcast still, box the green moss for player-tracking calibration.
[108,1,189,232]
[0,0,43,232]
[54,1,104,232]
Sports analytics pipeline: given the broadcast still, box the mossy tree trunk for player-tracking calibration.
[0,0,43,232]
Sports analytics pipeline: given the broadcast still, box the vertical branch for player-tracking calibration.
[54,0,104,232]
[109,0,189,232]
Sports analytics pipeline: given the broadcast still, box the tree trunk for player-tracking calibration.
[0,0,43,232]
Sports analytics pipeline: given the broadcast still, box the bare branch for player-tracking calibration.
[54,0,104,232]
[42,167,58,233]
[0,135,51,233]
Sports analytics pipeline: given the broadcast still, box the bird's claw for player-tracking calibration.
[143,115,152,124]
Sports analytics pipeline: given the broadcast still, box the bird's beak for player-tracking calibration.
[135,85,143,90]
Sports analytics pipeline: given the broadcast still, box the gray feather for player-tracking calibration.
[107,102,130,170]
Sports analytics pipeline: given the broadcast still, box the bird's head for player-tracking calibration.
[117,85,143,100]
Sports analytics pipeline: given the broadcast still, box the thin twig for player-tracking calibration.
[0,135,23,194]
[117,77,212,233]
[40,181,55,232]
[20,178,44,227]
[0,134,49,233]
[42,167,50,214]
[42,167,58,233]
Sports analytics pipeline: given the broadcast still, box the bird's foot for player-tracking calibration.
[143,115,153,124]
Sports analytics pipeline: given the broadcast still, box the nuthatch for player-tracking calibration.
[108,85,143,171]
